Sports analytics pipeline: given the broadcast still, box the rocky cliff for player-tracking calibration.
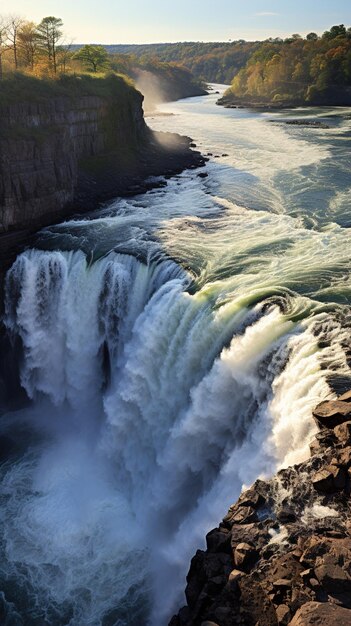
[0,73,206,412]
[170,392,351,626]
[0,75,146,234]
[0,73,205,236]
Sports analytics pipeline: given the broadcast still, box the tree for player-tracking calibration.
[18,21,38,70]
[36,16,63,74]
[306,32,318,41]
[74,44,110,73]
[0,17,11,79]
[7,15,24,68]
[56,40,74,74]
[322,25,347,40]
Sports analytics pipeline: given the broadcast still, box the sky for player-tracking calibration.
[1,0,351,44]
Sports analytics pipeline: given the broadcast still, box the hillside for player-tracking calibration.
[73,42,259,84]
[218,25,351,107]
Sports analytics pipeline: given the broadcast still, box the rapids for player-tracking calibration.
[0,86,350,625]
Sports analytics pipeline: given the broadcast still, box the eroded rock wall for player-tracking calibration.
[0,87,147,233]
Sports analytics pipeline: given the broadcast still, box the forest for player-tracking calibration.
[221,25,351,105]
[101,42,260,83]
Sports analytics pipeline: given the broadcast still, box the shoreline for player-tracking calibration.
[217,96,351,111]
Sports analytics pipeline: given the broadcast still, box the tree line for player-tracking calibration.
[0,15,68,78]
[225,25,351,104]
[0,15,114,78]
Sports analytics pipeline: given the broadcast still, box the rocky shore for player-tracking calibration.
[170,392,351,626]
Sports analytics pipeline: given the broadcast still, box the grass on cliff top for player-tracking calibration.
[0,72,136,106]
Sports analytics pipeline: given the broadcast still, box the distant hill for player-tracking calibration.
[72,42,260,84]
[218,25,351,107]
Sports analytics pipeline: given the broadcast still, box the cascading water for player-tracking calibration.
[1,87,351,625]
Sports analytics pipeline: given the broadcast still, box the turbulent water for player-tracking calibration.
[1,86,351,625]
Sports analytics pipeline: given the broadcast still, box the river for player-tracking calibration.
[0,86,350,625]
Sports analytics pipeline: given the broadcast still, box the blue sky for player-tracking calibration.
[2,0,351,44]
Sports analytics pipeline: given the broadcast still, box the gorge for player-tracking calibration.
[0,84,351,626]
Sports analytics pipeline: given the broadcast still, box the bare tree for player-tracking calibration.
[57,39,74,74]
[7,15,24,69]
[0,16,11,79]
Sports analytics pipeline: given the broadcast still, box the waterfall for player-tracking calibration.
[1,248,348,625]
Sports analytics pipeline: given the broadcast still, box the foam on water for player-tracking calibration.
[2,245,349,625]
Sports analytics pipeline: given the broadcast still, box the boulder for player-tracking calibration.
[234,542,258,570]
[334,421,351,445]
[227,505,257,525]
[228,568,245,586]
[313,400,351,428]
[289,601,351,625]
[312,465,346,492]
[275,604,291,625]
[309,428,338,455]
[339,390,351,402]
[206,528,231,554]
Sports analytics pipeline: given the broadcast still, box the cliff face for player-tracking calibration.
[0,79,147,234]
[171,393,351,626]
[0,74,206,412]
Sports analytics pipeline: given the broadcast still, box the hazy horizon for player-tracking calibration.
[1,0,351,45]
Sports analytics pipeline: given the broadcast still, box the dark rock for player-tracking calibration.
[275,604,291,625]
[289,601,351,625]
[339,390,351,403]
[234,542,258,571]
[272,578,292,589]
[227,505,257,525]
[313,400,351,429]
[309,428,338,455]
[206,528,231,554]
[312,465,346,492]
[314,541,351,594]
[285,120,330,129]
[197,172,208,178]
[228,568,245,589]
[334,421,351,445]
[277,508,297,523]
[170,392,351,626]
[239,576,278,625]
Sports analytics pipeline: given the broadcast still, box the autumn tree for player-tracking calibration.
[36,16,63,74]
[18,21,38,70]
[74,44,110,73]
[0,16,11,79]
